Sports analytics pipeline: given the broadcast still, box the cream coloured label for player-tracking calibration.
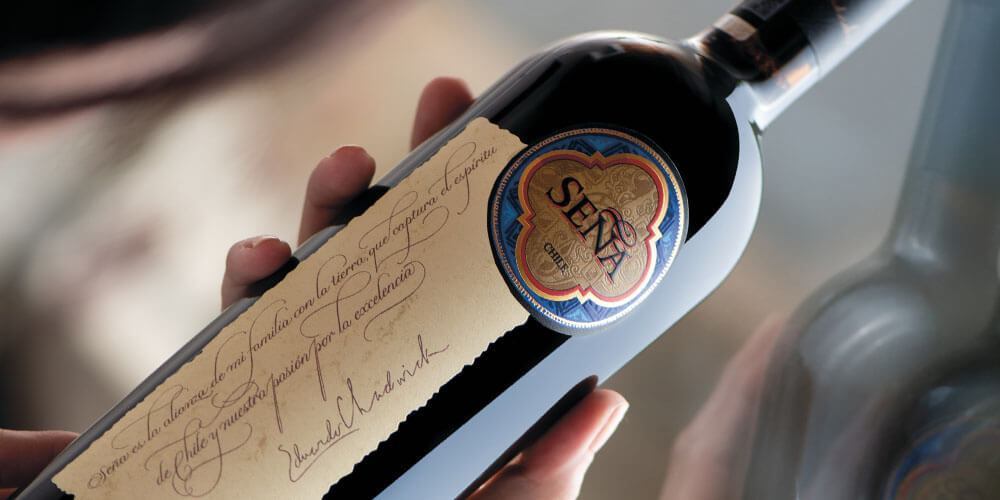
[54,117,529,499]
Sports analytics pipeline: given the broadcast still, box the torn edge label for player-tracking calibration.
[54,117,530,500]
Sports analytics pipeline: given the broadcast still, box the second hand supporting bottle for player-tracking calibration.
[12,1,915,499]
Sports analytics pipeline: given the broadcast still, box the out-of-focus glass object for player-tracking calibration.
[741,1,1000,498]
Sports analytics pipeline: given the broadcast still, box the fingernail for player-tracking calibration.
[247,235,280,249]
[589,402,629,453]
[329,145,367,158]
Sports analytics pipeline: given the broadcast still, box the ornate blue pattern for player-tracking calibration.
[488,127,686,334]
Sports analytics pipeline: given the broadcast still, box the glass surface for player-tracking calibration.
[742,2,1000,498]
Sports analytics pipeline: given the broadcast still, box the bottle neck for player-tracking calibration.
[889,172,1000,274]
[694,0,912,129]
[888,0,1000,270]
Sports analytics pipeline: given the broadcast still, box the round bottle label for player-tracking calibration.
[488,127,686,333]
[884,418,1000,499]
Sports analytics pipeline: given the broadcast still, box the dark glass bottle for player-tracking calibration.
[741,1,1000,498]
[12,1,914,498]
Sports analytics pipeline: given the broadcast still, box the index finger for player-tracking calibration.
[410,77,474,149]
[297,145,376,244]
[297,77,473,245]
[0,429,76,491]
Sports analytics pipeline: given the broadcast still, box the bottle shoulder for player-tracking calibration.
[535,31,737,105]
[487,32,742,236]
[787,252,999,377]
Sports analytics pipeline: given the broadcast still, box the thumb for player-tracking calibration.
[0,429,77,493]
[468,389,629,500]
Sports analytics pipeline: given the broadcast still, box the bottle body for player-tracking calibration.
[742,205,1000,499]
[15,32,754,500]
[880,361,1000,499]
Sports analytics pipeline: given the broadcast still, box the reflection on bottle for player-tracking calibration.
[741,1,1000,499]
[883,367,1000,499]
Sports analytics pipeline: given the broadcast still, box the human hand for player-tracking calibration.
[220,76,629,500]
[0,429,76,499]
[659,316,784,500]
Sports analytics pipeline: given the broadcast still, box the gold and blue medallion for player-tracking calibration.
[489,127,686,333]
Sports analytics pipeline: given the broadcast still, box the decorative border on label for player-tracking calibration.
[488,126,687,333]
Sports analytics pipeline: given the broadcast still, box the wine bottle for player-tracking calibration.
[12,1,914,499]
[741,1,1000,498]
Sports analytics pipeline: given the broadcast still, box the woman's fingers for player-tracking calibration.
[220,235,292,309]
[230,77,473,308]
[0,429,76,496]
[410,76,474,149]
[660,315,785,500]
[298,77,471,246]
[226,146,374,308]
[297,146,376,245]
[469,389,629,500]
[299,77,472,246]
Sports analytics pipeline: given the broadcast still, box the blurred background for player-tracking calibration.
[0,0,946,498]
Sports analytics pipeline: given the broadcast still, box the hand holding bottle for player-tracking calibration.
[0,77,629,500]
[660,316,783,500]
[0,431,76,500]
[221,76,631,500]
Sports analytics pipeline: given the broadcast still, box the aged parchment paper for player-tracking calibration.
[54,118,529,499]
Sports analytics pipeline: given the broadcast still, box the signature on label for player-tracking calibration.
[81,139,499,497]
